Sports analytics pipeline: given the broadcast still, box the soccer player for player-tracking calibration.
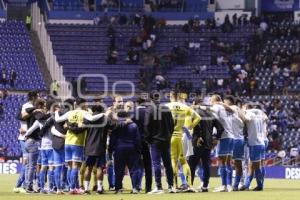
[223,96,245,191]
[165,91,201,190]
[54,98,107,195]
[207,95,234,192]
[14,91,38,193]
[83,100,107,195]
[108,109,141,194]
[145,92,176,194]
[240,103,268,191]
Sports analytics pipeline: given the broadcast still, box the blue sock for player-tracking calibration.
[220,166,227,186]
[54,166,62,190]
[255,169,263,188]
[39,170,46,190]
[62,166,68,189]
[71,168,79,190]
[234,175,242,189]
[179,168,187,185]
[245,174,253,188]
[261,167,266,187]
[226,165,233,186]
[67,168,72,189]
[48,170,55,190]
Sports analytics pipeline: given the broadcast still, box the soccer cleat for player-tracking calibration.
[40,189,48,194]
[109,187,115,191]
[114,190,122,194]
[83,190,91,195]
[25,187,36,194]
[132,188,139,194]
[76,188,85,195]
[148,188,164,194]
[227,185,233,192]
[69,190,77,195]
[199,187,208,192]
[168,186,177,193]
[233,187,239,192]
[13,187,20,193]
[239,185,250,191]
[56,191,64,195]
[213,186,227,192]
[253,187,263,191]
[19,188,27,194]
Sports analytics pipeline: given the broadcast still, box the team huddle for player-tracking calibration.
[12,90,269,195]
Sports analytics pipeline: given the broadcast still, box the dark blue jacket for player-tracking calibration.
[133,105,147,140]
[108,122,141,154]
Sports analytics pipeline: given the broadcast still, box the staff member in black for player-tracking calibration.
[189,97,224,192]
[132,97,152,193]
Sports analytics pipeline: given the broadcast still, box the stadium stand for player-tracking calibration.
[0,20,46,91]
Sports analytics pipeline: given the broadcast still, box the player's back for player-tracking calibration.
[231,105,244,140]
[166,101,190,137]
[66,109,87,146]
[211,104,234,139]
[246,109,266,146]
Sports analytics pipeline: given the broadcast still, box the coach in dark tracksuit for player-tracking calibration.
[133,97,152,193]
[108,110,142,194]
[144,93,175,192]
[189,106,224,192]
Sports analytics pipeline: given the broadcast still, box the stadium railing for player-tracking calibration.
[31,1,71,98]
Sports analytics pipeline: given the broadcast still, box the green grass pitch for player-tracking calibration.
[0,175,299,200]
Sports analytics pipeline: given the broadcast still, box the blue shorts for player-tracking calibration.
[262,140,269,160]
[85,155,106,168]
[233,139,245,160]
[37,151,42,165]
[41,149,54,166]
[249,145,265,162]
[217,138,234,156]
[65,145,84,162]
[53,148,65,166]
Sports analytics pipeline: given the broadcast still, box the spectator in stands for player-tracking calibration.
[290,146,298,166]
[222,14,233,33]
[1,68,7,86]
[0,143,6,158]
[106,48,118,64]
[26,14,32,31]
[0,89,8,99]
[126,48,139,64]
[10,69,17,88]
[0,102,3,118]
[51,80,60,97]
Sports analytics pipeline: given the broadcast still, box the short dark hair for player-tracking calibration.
[224,95,235,105]
[34,99,45,109]
[46,99,56,111]
[136,96,147,105]
[193,97,203,105]
[28,91,38,101]
[75,97,86,106]
[117,109,130,118]
[235,97,243,106]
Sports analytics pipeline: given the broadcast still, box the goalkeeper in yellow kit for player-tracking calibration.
[166,91,201,191]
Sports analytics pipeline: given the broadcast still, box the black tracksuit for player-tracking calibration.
[189,109,224,188]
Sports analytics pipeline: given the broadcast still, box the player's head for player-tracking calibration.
[169,90,177,102]
[124,101,134,113]
[75,97,87,110]
[46,99,56,112]
[136,95,147,106]
[28,91,38,102]
[235,97,243,108]
[34,98,46,110]
[150,90,161,103]
[224,95,235,106]
[193,96,203,106]
[112,95,124,110]
[210,94,222,105]
[63,98,75,111]
[243,102,254,110]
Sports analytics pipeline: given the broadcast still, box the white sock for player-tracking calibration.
[97,181,103,190]
[84,181,90,191]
